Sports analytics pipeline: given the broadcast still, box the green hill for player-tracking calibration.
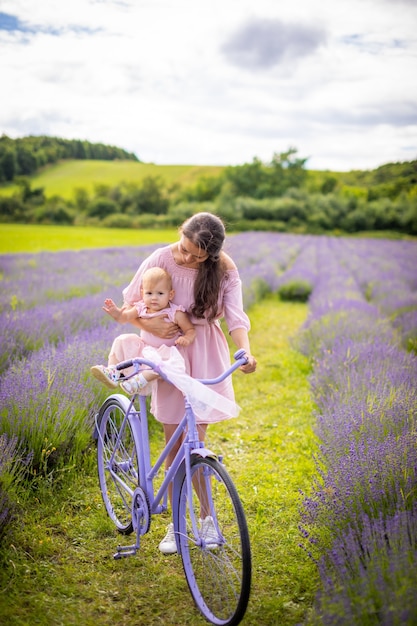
[0,160,225,200]
[1,142,415,237]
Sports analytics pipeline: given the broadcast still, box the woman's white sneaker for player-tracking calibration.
[200,516,220,549]
[158,523,177,554]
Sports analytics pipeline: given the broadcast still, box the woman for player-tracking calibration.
[110,212,257,553]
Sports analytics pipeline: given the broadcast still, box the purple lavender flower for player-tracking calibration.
[308,506,417,625]
[0,323,123,475]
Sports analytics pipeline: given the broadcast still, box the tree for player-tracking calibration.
[267,148,308,196]
[16,147,37,175]
[224,158,268,198]
[15,178,45,204]
[179,176,223,202]
[73,140,86,159]
[321,176,338,194]
[34,202,74,224]
[74,188,89,211]
[223,149,308,199]
[134,176,168,215]
[0,196,28,222]
[86,198,118,219]
[1,150,16,181]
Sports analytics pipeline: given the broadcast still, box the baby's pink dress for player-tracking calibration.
[111,245,250,424]
[108,301,185,378]
[134,301,186,348]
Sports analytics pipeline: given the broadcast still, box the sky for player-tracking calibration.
[0,0,416,171]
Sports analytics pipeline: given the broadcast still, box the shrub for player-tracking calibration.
[102,212,134,229]
[167,201,217,226]
[33,204,74,225]
[278,279,312,302]
[86,198,118,219]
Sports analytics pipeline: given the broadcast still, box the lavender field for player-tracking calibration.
[1,232,417,623]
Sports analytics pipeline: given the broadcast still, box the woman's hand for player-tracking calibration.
[239,353,257,374]
[134,314,180,339]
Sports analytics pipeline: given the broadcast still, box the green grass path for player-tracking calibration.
[0,296,318,625]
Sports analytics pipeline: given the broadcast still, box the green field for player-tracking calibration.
[0,223,178,253]
[0,160,225,200]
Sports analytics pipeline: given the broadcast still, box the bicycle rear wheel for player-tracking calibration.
[97,397,140,535]
[177,456,251,626]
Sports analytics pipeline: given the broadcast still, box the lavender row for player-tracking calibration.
[291,236,417,352]
[0,323,120,477]
[314,505,417,625]
[294,238,417,622]
[0,291,121,375]
[226,231,304,305]
[275,235,318,291]
[0,245,160,313]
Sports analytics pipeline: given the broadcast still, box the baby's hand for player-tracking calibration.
[102,298,120,319]
[103,298,117,312]
[175,336,191,347]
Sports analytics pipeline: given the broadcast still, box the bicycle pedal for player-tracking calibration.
[114,545,137,559]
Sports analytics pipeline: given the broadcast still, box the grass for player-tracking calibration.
[0,224,178,253]
[0,295,318,625]
[0,160,225,200]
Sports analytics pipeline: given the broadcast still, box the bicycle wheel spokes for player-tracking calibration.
[178,456,251,626]
[97,398,139,534]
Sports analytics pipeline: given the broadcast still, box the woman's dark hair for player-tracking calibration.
[181,212,226,322]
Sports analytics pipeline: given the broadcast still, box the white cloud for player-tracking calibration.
[221,19,327,70]
[0,0,416,170]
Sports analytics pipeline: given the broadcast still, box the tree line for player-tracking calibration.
[0,134,138,182]
[0,142,416,236]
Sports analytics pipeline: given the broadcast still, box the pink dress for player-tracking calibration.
[111,245,250,424]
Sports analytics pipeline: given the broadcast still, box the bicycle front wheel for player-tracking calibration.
[178,456,251,626]
[96,397,140,535]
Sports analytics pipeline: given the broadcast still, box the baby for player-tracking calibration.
[91,267,195,394]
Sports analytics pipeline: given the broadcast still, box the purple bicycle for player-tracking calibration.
[94,349,251,626]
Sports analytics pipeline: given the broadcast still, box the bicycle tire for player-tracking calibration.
[96,396,140,535]
[177,456,251,626]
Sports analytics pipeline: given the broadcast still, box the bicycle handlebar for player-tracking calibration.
[115,348,249,386]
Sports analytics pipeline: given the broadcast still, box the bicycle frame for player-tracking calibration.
[101,349,247,557]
